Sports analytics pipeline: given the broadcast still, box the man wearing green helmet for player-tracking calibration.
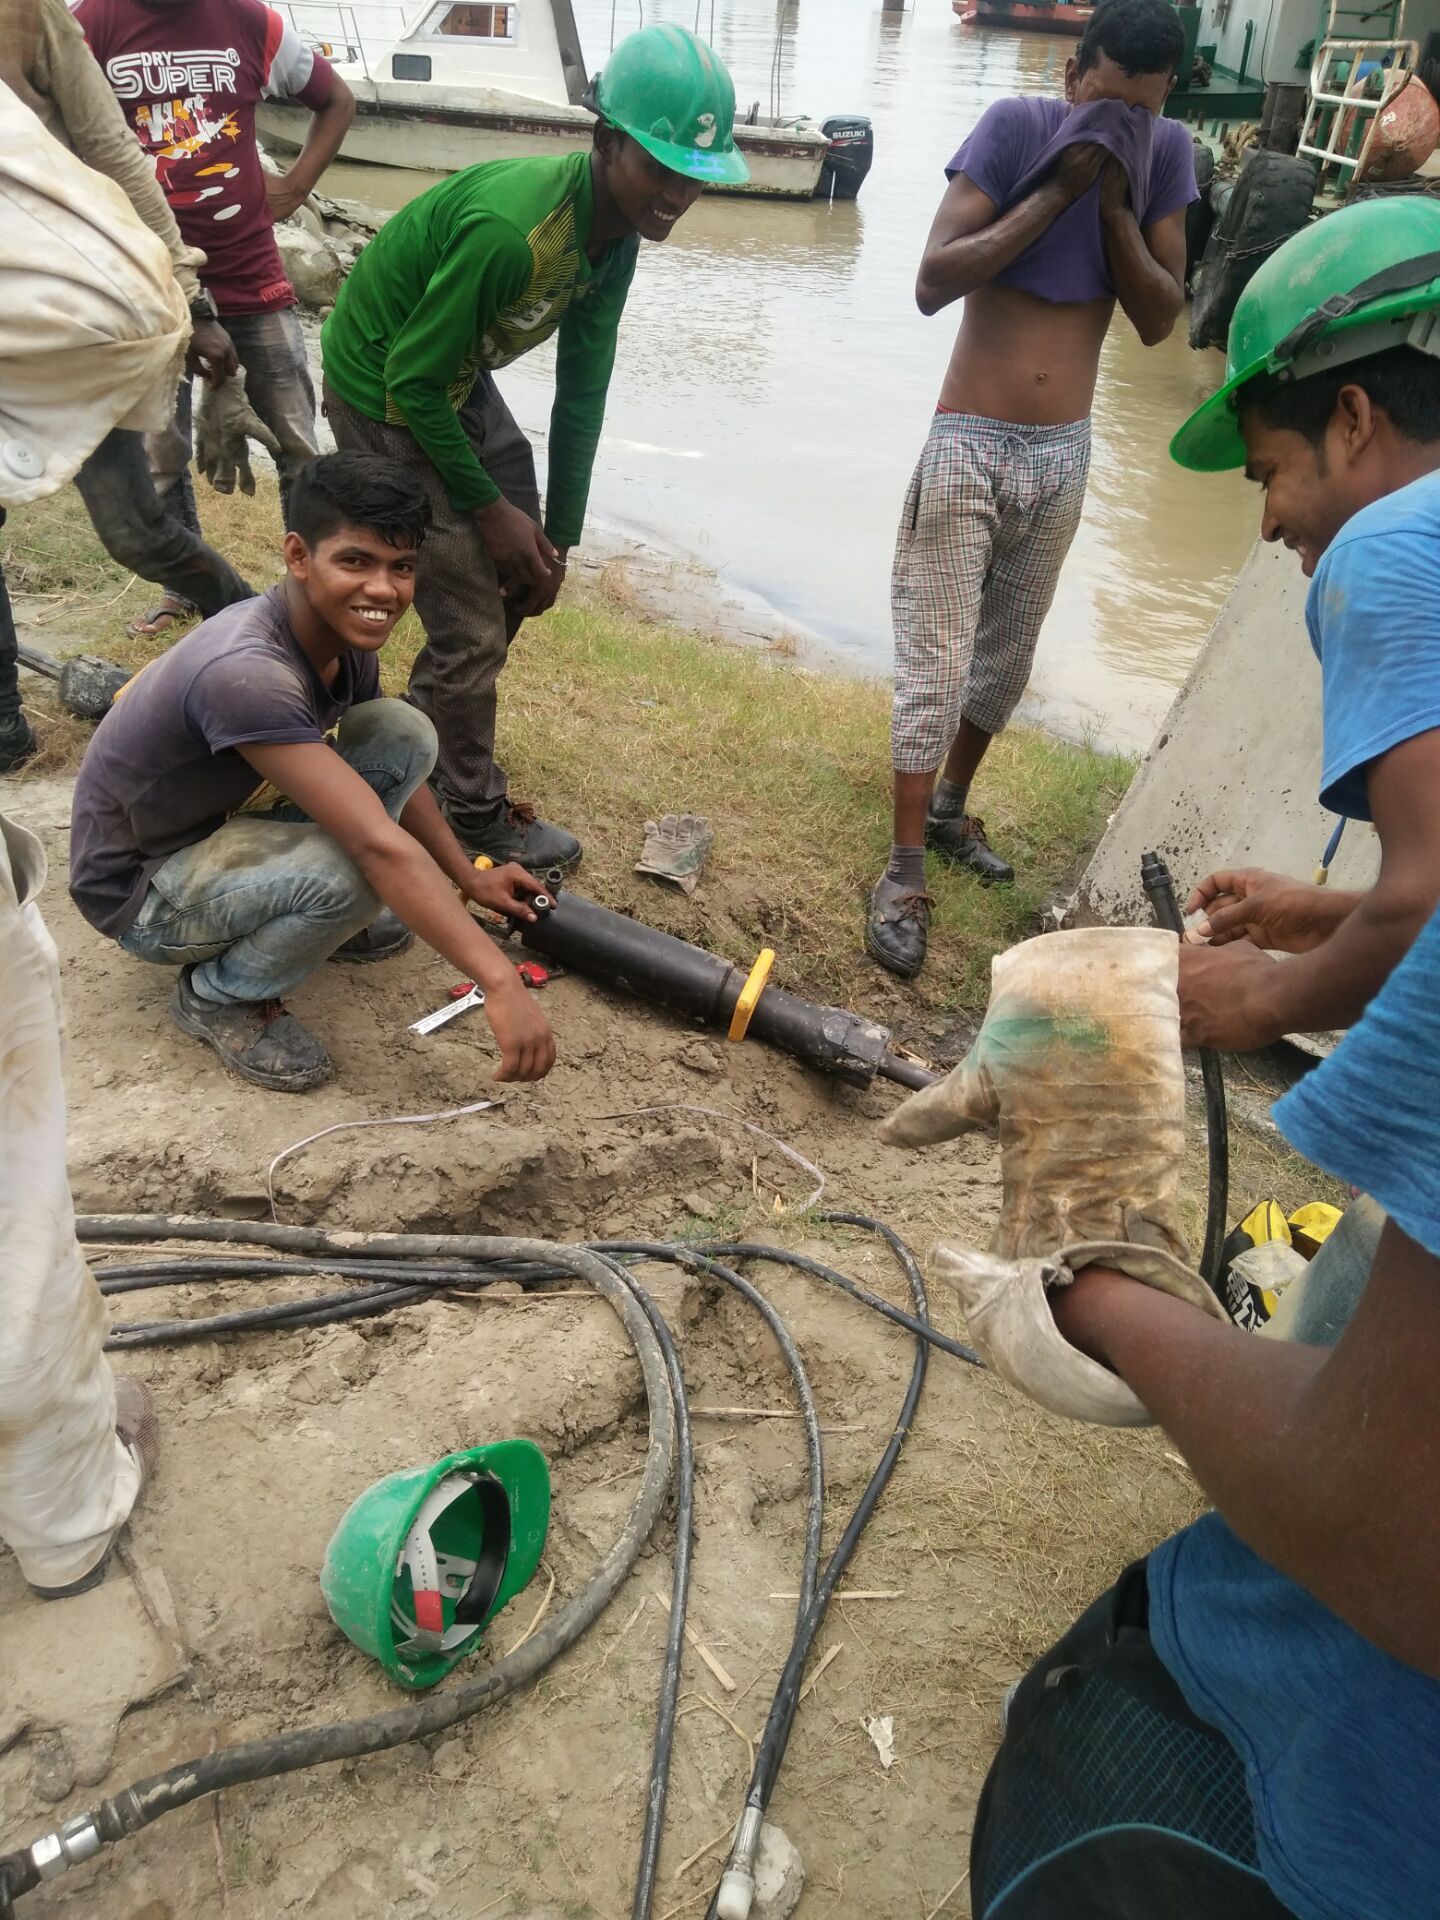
[964,197,1440,1920]
[322,24,746,871]
[1166,195,1440,1061]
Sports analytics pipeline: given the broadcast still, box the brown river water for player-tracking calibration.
[322,0,1263,751]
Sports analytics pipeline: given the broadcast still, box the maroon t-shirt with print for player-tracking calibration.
[75,0,336,315]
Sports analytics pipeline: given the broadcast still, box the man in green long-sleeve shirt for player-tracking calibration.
[322,24,747,867]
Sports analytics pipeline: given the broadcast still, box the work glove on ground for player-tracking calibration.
[635,812,714,895]
[879,927,1225,1423]
[195,373,282,496]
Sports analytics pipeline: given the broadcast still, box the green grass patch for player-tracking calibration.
[6,479,1134,1021]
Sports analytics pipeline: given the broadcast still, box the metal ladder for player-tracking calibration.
[1297,0,1419,193]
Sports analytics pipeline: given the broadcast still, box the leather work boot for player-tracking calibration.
[866,875,934,980]
[458,799,582,871]
[330,908,412,962]
[0,708,37,774]
[169,967,332,1091]
[925,812,1014,884]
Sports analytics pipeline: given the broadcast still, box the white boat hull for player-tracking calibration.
[258,97,828,198]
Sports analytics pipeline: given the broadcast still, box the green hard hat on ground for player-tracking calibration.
[590,23,750,187]
[1172,196,1440,472]
[322,1440,550,1690]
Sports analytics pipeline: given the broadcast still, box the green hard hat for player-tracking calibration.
[1172,196,1440,472]
[590,23,749,187]
[321,1440,550,1690]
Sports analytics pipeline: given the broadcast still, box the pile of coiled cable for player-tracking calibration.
[0,1212,980,1920]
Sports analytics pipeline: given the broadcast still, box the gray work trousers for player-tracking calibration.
[322,375,541,837]
[71,425,254,617]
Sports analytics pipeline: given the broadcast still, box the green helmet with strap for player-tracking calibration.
[589,23,749,188]
[1172,196,1440,472]
[322,1440,550,1690]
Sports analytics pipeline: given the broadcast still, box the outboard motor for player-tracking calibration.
[816,115,874,200]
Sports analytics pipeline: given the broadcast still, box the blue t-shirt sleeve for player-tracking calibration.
[183,654,327,756]
[1306,512,1440,820]
[946,97,1031,202]
[1141,121,1199,225]
[1274,902,1440,1259]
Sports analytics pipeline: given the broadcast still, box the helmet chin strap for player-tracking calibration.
[1273,251,1440,369]
[1281,306,1440,385]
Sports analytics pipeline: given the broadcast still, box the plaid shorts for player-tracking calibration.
[890,412,1091,770]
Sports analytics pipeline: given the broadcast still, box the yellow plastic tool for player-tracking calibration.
[728,947,776,1042]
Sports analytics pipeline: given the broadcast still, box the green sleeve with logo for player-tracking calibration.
[545,235,638,548]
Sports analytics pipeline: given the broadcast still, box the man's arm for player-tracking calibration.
[532,241,639,613]
[1186,868,1363,954]
[1052,1218,1440,1678]
[264,75,356,224]
[237,739,555,1081]
[1178,730,1440,1048]
[915,145,1107,316]
[1099,160,1184,346]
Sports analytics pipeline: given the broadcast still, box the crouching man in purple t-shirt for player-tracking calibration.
[867,0,1198,979]
[68,452,555,1091]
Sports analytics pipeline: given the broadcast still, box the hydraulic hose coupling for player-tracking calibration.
[716,1803,764,1920]
[33,1812,104,1881]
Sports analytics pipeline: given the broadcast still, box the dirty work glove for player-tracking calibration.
[881,927,1192,1258]
[878,927,1225,1424]
[195,373,282,496]
[635,813,714,896]
[935,1238,1226,1425]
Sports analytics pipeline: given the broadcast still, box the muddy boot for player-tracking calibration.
[29,1380,161,1599]
[866,875,933,980]
[169,967,332,1091]
[925,812,1014,884]
[457,799,581,871]
[0,709,36,773]
[329,908,412,962]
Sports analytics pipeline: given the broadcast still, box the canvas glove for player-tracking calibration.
[879,927,1226,1424]
[635,813,714,896]
[195,372,282,495]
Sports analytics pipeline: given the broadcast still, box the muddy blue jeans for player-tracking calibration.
[119,701,435,1004]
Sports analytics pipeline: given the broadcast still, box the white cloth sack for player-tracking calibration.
[0,809,136,1587]
[0,76,189,506]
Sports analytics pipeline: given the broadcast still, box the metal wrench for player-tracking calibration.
[409,983,486,1035]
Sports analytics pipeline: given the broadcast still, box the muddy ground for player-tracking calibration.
[1,770,1206,1920]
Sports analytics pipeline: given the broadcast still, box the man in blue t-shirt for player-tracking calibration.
[965,199,1440,1918]
[1172,203,1440,1056]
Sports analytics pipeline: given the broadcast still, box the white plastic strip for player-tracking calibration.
[265,1100,503,1222]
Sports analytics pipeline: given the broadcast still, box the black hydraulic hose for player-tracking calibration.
[706,1213,933,1918]
[107,1282,430,1345]
[602,1258,694,1920]
[83,1223,984,1367]
[39,1215,961,1918]
[697,1240,983,1369]
[0,1236,677,1907]
[95,1256,501,1293]
[1140,850,1232,1305]
[596,1244,826,1623]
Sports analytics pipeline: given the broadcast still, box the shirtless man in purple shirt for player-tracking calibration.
[867,0,1197,979]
